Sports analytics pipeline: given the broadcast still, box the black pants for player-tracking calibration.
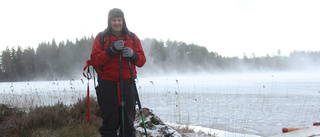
[96,79,136,137]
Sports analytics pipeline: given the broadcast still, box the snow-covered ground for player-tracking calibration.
[1,71,320,136]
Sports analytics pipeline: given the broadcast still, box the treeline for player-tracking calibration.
[1,36,320,81]
[141,38,320,74]
[0,36,94,81]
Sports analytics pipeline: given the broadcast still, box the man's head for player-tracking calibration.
[105,8,129,35]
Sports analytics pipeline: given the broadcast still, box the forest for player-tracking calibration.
[1,35,320,82]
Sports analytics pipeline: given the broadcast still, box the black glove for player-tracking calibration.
[122,47,138,62]
[106,40,124,56]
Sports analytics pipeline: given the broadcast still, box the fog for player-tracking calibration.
[134,38,320,78]
[1,37,319,83]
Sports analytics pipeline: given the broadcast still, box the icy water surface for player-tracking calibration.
[137,72,320,136]
[1,72,320,136]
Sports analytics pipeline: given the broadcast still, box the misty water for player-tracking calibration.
[1,71,320,137]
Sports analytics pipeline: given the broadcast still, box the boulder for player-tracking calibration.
[135,108,181,137]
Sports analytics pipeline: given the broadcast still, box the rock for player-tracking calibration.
[135,108,181,137]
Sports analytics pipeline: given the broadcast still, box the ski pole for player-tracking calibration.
[119,52,125,137]
[83,60,93,122]
[127,59,148,137]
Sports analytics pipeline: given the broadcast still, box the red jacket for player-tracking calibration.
[91,32,146,82]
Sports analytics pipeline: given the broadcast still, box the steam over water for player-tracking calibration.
[1,71,320,136]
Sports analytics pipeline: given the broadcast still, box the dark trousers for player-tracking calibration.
[96,79,136,137]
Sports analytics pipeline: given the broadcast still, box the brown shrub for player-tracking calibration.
[0,96,101,137]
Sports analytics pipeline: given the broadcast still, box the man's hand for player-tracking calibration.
[110,40,124,52]
[122,47,138,61]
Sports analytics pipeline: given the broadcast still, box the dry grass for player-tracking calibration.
[172,125,218,137]
[0,96,101,137]
[1,96,217,137]
[173,125,195,133]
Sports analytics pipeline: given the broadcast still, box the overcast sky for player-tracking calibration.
[1,0,319,57]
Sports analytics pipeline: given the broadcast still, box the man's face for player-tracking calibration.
[111,17,123,33]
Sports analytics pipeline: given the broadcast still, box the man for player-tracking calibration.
[91,8,146,137]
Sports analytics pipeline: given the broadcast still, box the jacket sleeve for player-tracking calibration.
[132,33,146,68]
[90,34,112,70]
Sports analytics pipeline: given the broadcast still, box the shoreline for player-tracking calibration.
[168,123,261,137]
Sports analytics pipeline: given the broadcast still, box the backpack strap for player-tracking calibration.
[129,32,135,42]
[98,31,106,50]
[128,32,135,49]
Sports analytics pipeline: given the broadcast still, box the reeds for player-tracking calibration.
[0,97,101,137]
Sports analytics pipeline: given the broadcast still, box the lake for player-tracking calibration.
[1,71,319,136]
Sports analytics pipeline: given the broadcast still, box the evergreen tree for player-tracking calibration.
[21,47,36,80]
[16,46,23,79]
[0,36,320,82]
[1,48,11,80]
